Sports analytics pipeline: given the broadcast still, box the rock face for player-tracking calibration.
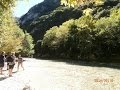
[19,0,82,42]
[20,0,60,26]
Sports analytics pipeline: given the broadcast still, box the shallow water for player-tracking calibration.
[0,58,120,90]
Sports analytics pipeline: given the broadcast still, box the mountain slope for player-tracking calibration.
[20,0,120,42]
[19,0,83,42]
[20,0,60,29]
[19,0,120,59]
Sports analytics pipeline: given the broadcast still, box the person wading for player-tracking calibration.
[6,52,16,77]
[17,54,24,71]
[0,51,5,75]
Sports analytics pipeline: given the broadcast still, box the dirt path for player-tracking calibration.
[0,58,120,90]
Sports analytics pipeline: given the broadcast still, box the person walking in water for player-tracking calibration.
[0,51,5,75]
[6,52,16,77]
[17,54,24,71]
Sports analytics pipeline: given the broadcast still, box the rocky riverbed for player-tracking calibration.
[0,58,120,90]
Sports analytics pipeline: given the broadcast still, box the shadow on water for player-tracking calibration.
[22,85,31,90]
[0,76,8,81]
[0,71,17,81]
[38,57,120,70]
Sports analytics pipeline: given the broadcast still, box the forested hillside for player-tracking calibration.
[20,0,120,61]
[19,0,83,42]
[20,0,60,32]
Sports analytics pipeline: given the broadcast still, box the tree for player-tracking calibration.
[21,32,34,56]
[0,0,26,10]
[61,0,104,7]
[41,7,120,60]
[0,0,34,56]
[0,10,25,52]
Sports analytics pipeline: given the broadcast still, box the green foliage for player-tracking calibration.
[0,0,16,10]
[0,0,27,7]
[0,0,34,56]
[93,8,120,58]
[66,24,94,59]
[41,20,73,57]
[41,7,120,60]
[22,0,120,44]
[26,6,82,42]
[61,0,105,7]
[21,32,34,56]
[75,15,95,29]
[0,10,25,52]
[18,0,120,60]
[42,20,72,48]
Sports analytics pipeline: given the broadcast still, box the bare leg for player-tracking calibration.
[8,65,14,77]
[17,63,20,71]
[8,69,11,76]
[7,65,9,70]
[0,67,3,75]
[21,63,24,70]
[9,69,13,77]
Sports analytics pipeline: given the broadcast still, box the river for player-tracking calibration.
[0,58,120,90]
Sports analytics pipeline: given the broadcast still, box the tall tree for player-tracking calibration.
[0,9,25,52]
[0,0,34,54]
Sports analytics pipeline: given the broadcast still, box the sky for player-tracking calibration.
[13,0,44,17]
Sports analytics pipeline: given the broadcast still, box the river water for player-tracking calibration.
[0,58,120,90]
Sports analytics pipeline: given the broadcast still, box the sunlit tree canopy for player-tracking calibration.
[61,0,105,7]
[0,0,33,54]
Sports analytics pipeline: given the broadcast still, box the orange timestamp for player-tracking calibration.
[94,78,114,83]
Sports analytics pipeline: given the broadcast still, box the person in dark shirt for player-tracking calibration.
[17,54,24,71]
[0,51,5,75]
[6,52,16,77]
